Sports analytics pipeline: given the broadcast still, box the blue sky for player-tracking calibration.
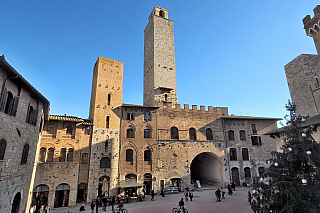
[1,1,319,122]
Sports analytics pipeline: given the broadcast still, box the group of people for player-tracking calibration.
[214,187,225,202]
[184,187,193,202]
[30,204,51,213]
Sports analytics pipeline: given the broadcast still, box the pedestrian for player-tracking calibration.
[151,189,155,201]
[111,196,115,212]
[247,191,252,205]
[46,203,51,212]
[227,184,233,195]
[79,204,85,211]
[91,201,95,212]
[39,205,46,213]
[215,188,221,202]
[30,205,36,213]
[184,189,188,201]
[96,197,99,213]
[161,188,165,197]
[189,191,193,201]
[221,187,225,199]
[251,196,259,213]
[231,182,236,191]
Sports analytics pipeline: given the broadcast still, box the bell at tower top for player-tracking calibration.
[149,6,169,20]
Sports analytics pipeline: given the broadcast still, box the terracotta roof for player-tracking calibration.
[49,115,93,125]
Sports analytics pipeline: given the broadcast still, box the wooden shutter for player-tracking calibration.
[32,109,39,126]
[0,87,7,112]
[11,96,19,116]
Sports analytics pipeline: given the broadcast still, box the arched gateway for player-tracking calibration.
[191,152,223,186]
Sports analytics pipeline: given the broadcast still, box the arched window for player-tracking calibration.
[244,167,251,179]
[144,129,151,138]
[107,94,111,105]
[46,124,54,134]
[125,174,137,182]
[59,148,66,162]
[4,91,13,114]
[126,149,133,162]
[55,184,70,208]
[127,128,134,138]
[164,94,168,101]
[47,148,54,162]
[26,105,34,124]
[20,143,29,164]
[67,148,73,162]
[66,126,73,135]
[0,139,7,160]
[100,157,111,168]
[228,130,235,141]
[206,128,213,140]
[258,167,265,177]
[242,148,249,161]
[189,128,197,140]
[39,147,46,162]
[159,10,165,17]
[171,127,179,140]
[230,148,237,161]
[239,130,246,141]
[144,150,151,161]
[11,192,21,213]
[144,112,151,121]
[106,116,110,128]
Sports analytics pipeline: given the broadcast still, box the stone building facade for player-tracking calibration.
[32,115,92,208]
[0,55,49,213]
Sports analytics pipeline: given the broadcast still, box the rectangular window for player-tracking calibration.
[144,113,151,121]
[82,153,88,164]
[251,124,257,134]
[127,113,134,120]
[251,136,261,146]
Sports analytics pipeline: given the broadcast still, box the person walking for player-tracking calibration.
[227,184,233,195]
[95,198,99,213]
[161,188,165,197]
[111,196,115,213]
[151,189,155,201]
[189,191,193,201]
[221,187,225,199]
[231,182,236,191]
[29,205,36,213]
[79,204,85,211]
[184,189,188,201]
[247,191,252,205]
[215,188,221,202]
[91,201,95,212]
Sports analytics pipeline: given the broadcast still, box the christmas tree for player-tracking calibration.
[255,101,320,213]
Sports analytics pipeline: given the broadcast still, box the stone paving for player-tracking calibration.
[49,187,252,213]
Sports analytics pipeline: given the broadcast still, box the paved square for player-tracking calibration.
[50,187,252,213]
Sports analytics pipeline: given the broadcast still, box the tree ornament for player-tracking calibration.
[302,118,306,122]
[302,179,307,184]
[274,162,278,166]
[260,178,263,181]
[302,133,306,137]
[307,151,311,155]
[281,139,285,143]
[288,148,292,151]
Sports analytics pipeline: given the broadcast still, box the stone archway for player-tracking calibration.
[190,152,223,186]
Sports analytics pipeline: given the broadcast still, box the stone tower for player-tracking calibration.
[143,6,177,106]
[285,5,320,117]
[87,57,123,199]
[303,5,320,56]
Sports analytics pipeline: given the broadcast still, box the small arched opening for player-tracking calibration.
[32,184,49,208]
[54,183,70,208]
[11,192,21,213]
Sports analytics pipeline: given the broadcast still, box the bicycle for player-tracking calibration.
[172,205,188,213]
[114,203,128,213]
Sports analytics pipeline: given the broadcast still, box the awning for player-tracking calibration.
[118,182,144,188]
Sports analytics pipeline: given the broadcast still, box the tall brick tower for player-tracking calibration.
[143,6,178,106]
[303,5,320,56]
[88,57,123,199]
